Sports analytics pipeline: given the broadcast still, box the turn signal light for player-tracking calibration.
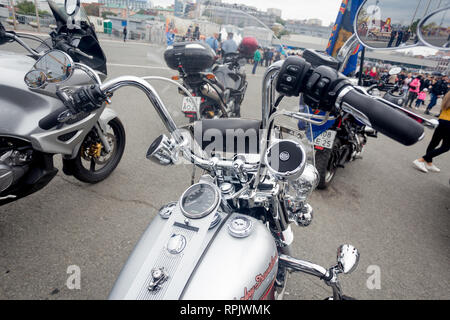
[205,74,216,80]
[172,75,180,81]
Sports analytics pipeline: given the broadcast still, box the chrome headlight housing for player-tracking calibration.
[285,163,319,204]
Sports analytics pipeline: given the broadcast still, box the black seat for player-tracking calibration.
[193,119,261,154]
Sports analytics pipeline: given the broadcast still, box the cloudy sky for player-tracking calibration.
[151,0,343,26]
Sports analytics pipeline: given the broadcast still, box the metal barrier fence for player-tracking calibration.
[1,15,167,46]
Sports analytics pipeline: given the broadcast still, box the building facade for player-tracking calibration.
[99,0,152,11]
[285,20,331,38]
[267,8,282,18]
[203,3,276,28]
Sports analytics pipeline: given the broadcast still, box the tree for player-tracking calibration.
[276,29,290,38]
[15,1,36,15]
[102,11,117,19]
[84,4,100,17]
[276,16,286,26]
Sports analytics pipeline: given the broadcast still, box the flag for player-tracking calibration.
[326,0,364,75]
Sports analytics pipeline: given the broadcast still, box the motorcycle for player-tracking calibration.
[163,38,255,120]
[299,49,378,189]
[18,0,439,300]
[314,0,449,189]
[99,1,434,300]
[0,0,125,206]
[366,67,408,106]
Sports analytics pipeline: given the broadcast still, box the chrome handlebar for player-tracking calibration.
[5,32,41,57]
[100,76,180,137]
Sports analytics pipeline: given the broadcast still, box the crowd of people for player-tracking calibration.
[167,25,291,75]
[360,66,450,175]
[359,66,449,114]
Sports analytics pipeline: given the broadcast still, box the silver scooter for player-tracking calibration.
[0,0,125,206]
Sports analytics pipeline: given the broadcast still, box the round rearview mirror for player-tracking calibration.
[355,0,426,50]
[24,70,47,89]
[65,0,80,16]
[337,244,360,275]
[389,67,402,75]
[419,7,450,50]
[34,50,74,84]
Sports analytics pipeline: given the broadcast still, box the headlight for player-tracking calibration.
[285,163,319,204]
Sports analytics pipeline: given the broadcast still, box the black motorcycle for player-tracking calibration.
[164,42,251,120]
[298,50,378,189]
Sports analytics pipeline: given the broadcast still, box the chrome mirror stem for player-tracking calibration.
[336,34,360,73]
[74,63,102,85]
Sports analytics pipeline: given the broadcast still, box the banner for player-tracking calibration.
[326,0,364,75]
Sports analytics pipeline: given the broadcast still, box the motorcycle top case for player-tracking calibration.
[164,41,216,74]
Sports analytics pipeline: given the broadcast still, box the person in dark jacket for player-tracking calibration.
[425,76,449,114]
[420,75,432,92]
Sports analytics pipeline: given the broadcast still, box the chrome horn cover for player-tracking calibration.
[146,134,178,165]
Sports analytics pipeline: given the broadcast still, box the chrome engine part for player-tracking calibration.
[0,139,33,193]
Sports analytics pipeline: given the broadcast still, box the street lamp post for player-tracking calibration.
[34,0,41,33]
[9,0,17,30]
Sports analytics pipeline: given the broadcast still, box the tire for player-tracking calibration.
[315,138,341,190]
[71,118,126,184]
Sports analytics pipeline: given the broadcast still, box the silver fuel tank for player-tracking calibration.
[109,203,278,300]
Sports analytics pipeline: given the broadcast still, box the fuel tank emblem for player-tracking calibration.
[148,267,169,293]
[166,234,187,254]
[158,202,178,219]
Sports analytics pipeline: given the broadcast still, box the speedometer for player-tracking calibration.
[180,183,220,219]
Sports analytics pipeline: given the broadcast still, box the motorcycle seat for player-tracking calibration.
[193,119,261,155]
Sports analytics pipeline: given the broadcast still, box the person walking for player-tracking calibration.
[402,73,413,93]
[221,32,238,55]
[123,26,127,42]
[413,92,450,173]
[252,47,262,75]
[206,33,219,53]
[425,76,448,115]
[267,49,274,67]
[263,48,269,67]
[274,51,281,62]
[193,26,200,41]
[415,88,428,109]
[405,75,421,108]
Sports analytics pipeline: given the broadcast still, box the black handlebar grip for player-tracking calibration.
[56,41,75,55]
[340,88,424,146]
[38,106,68,130]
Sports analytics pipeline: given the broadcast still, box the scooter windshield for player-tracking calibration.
[47,0,90,29]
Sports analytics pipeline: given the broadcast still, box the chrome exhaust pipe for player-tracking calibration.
[200,83,221,103]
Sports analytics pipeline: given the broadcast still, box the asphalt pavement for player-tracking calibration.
[0,38,449,300]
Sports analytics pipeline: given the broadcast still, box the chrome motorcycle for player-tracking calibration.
[33,0,442,300]
[0,0,125,206]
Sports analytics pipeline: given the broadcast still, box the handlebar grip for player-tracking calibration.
[38,106,68,130]
[340,88,424,146]
[55,41,75,55]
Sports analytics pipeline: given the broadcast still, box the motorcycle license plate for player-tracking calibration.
[314,130,337,149]
[181,97,201,113]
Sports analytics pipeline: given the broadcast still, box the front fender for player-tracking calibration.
[98,107,118,134]
[63,107,118,160]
